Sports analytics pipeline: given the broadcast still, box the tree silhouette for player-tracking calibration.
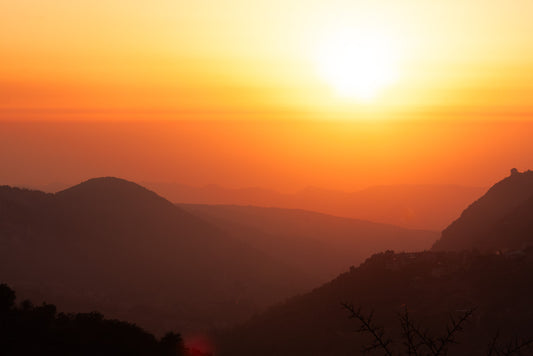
[0,283,209,356]
[0,284,15,311]
[160,332,186,356]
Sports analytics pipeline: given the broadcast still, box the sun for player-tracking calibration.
[315,28,401,101]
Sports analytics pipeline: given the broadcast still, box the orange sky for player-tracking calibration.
[1,1,533,189]
[1,119,532,191]
[2,0,533,116]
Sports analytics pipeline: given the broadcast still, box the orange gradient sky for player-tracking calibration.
[2,0,533,117]
[1,119,532,191]
[1,1,533,189]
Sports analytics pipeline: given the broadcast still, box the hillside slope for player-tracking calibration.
[217,249,533,356]
[0,178,309,335]
[432,169,533,251]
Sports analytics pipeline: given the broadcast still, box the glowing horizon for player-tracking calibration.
[2,1,533,193]
[2,0,533,120]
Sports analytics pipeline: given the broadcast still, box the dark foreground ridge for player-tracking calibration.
[0,283,210,356]
[217,249,533,355]
[217,169,533,355]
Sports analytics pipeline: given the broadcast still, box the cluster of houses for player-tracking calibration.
[357,247,533,279]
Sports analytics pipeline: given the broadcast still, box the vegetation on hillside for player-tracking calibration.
[0,283,211,356]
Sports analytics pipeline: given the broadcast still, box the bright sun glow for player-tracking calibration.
[315,28,401,101]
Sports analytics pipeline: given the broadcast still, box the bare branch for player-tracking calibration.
[501,337,533,356]
[433,308,475,356]
[398,307,420,356]
[341,302,394,356]
[409,322,438,355]
[343,304,530,356]
[486,330,501,356]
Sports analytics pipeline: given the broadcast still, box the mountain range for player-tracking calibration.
[217,169,533,355]
[179,204,437,283]
[149,183,485,230]
[30,181,485,230]
[0,178,307,335]
[4,170,533,355]
[0,177,435,337]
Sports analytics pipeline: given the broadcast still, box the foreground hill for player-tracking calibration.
[148,182,485,230]
[0,283,208,356]
[433,169,533,251]
[180,204,438,283]
[217,249,533,356]
[0,178,309,336]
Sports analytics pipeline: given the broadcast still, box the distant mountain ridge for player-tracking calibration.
[432,169,533,251]
[24,180,485,230]
[179,204,438,283]
[146,182,486,230]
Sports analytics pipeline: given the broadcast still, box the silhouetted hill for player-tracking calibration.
[180,204,438,283]
[485,196,533,250]
[432,169,533,251]
[217,249,533,355]
[0,178,310,336]
[147,182,485,230]
[0,283,210,356]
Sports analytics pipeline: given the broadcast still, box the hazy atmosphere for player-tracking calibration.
[2,1,533,355]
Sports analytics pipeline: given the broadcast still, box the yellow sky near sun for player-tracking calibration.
[2,0,533,119]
